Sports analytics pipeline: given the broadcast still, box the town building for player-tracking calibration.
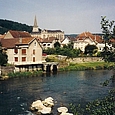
[1,30,43,71]
[31,16,64,41]
[73,32,105,52]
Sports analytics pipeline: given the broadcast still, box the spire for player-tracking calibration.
[32,16,39,32]
[34,16,38,27]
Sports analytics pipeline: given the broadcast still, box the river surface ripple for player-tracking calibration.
[0,70,114,115]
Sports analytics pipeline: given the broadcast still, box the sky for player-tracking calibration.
[0,0,115,34]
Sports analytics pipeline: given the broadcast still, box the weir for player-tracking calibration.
[14,62,59,73]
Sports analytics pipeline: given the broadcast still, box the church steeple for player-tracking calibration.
[32,16,39,32]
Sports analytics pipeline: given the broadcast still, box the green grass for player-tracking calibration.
[8,70,43,78]
[59,62,115,71]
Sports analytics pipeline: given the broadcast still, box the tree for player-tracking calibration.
[84,44,98,56]
[0,42,8,66]
[54,42,60,48]
[100,16,115,62]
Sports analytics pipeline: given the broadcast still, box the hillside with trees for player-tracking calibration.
[0,19,33,34]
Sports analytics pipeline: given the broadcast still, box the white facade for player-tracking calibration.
[2,38,43,66]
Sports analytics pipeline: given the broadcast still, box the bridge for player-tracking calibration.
[42,62,59,72]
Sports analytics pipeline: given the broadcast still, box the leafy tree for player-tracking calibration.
[0,19,33,34]
[84,44,98,56]
[43,44,81,58]
[54,42,60,48]
[100,16,115,62]
[0,43,8,66]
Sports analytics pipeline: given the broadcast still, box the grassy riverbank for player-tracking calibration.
[59,62,115,71]
[7,70,43,78]
[1,62,114,79]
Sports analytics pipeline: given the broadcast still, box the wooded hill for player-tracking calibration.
[0,19,33,34]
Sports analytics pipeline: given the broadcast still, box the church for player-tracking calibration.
[31,16,64,42]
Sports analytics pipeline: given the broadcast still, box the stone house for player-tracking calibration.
[61,36,76,47]
[1,30,43,71]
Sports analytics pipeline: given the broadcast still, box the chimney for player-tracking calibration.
[19,38,22,43]
[19,35,22,43]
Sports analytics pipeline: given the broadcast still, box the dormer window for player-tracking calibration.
[14,48,18,54]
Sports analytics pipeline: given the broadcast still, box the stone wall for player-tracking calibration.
[67,57,104,63]
[0,66,15,75]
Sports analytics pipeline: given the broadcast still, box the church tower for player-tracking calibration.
[32,16,39,32]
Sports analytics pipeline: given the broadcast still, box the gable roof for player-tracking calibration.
[76,32,103,43]
[8,30,31,38]
[42,37,57,43]
[1,37,38,48]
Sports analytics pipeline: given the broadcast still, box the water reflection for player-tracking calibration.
[0,70,114,115]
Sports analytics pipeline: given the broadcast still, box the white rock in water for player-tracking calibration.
[60,113,73,115]
[40,106,52,114]
[57,107,68,113]
[46,97,54,101]
[31,100,45,110]
[43,97,54,107]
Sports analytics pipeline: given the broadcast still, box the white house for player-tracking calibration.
[41,37,60,49]
[73,32,104,52]
[1,30,43,70]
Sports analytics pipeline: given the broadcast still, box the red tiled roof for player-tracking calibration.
[1,38,19,48]
[16,37,34,45]
[1,37,36,48]
[9,30,31,38]
[76,32,103,43]
[42,37,56,43]
[0,34,5,39]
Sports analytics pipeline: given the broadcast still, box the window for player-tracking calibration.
[34,42,37,46]
[33,49,35,55]
[14,57,18,62]
[22,57,26,62]
[14,49,18,54]
[33,57,35,62]
[43,44,46,46]
[22,49,26,55]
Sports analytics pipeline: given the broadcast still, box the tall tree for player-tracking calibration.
[100,16,115,62]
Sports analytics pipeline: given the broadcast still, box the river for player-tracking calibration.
[0,70,114,115]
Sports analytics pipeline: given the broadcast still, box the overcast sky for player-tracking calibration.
[1,0,115,34]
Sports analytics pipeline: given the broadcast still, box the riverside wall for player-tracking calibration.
[0,66,15,76]
[66,57,104,63]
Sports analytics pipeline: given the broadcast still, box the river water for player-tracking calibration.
[0,70,114,115]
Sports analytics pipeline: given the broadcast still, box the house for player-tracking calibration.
[1,30,43,71]
[41,37,59,49]
[73,32,104,52]
[61,36,76,47]
[4,30,31,39]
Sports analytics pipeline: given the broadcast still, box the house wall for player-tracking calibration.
[7,39,42,65]
[41,31,64,40]
[28,39,42,63]
[7,49,15,64]
[4,31,13,39]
